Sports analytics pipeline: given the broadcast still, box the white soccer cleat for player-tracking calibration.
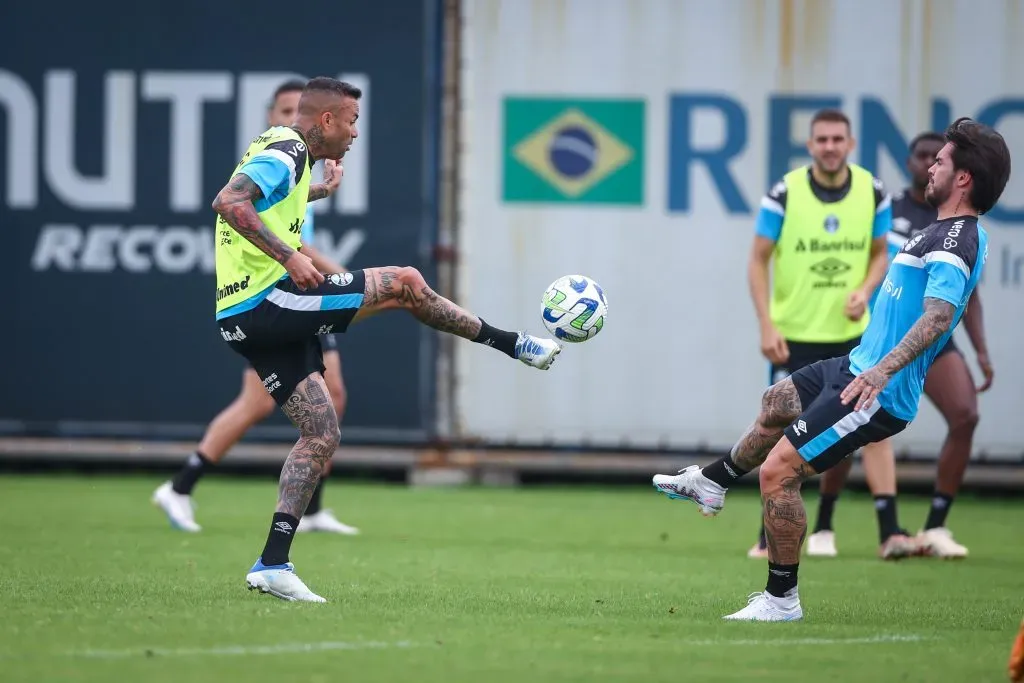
[515,333,561,370]
[747,542,769,559]
[723,591,803,622]
[297,509,360,535]
[651,465,726,516]
[245,560,327,603]
[917,527,968,559]
[805,530,838,557]
[879,533,921,560]
[151,481,201,532]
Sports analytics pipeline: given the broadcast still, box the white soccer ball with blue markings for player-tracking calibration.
[541,274,608,343]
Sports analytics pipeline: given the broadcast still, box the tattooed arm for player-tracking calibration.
[213,174,324,289]
[308,159,342,203]
[840,297,956,410]
[212,174,295,264]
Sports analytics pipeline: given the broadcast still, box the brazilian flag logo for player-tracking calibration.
[503,98,645,205]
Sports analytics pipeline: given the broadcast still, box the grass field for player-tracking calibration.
[1,473,1021,682]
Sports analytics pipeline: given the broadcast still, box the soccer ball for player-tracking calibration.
[541,274,608,343]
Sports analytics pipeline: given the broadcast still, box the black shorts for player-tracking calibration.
[934,336,958,360]
[217,271,365,406]
[319,334,340,353]
[784,355,909,473]
[769,337,861,385]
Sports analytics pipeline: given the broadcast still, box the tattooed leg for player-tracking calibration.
[277,373,341,517]
[759,440,817,564]
[353,267,483,338]
[732,379,804,471]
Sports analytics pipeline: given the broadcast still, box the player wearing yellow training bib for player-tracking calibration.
[746,109,891,558]
[154,80,358,538]
[208,77,562,603]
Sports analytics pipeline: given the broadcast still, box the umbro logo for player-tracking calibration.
[274,521,294,534]
[793,420,808,436]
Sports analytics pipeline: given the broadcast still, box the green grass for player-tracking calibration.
[1,474,1021,682]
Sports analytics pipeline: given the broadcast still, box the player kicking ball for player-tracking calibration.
[653,117,1010,621]
[211,77,560,602]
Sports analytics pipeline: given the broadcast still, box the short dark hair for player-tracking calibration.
[810,109,851,134]
[944,117,1012,214]
[270,79,306,108]
[303,77,362,101]
[908,131,944,153]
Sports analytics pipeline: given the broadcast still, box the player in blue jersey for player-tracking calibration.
[153,80,359,535]
[653,117,1011,620]
[806,131,995,560]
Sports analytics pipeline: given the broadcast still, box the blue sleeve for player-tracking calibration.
[923,259,969,306]
[754,207,783,241]
[238,155,290,204]
[885,241,901,262]
[300,204,315,243]
[873,203,892,239]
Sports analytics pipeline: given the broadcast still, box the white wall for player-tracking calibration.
[456,0,1024,459]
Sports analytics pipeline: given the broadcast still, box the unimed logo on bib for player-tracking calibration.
[502,98,644,205]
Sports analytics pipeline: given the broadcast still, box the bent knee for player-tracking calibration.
[326,424,342,449]
[396,266,427,298]
[759,381,801,428]
[759,455,784,491]
[949,406,980,433]
[759,452,805,492]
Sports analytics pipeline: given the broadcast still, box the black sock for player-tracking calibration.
[813,493,839,532]
[924,492,955,530]
[260,513,300,566]
[472,318,518,358]
[874,495,901,543]
[305,478,325,516]
[702,454,750,488]
[171,451,212,495]
[765,562,799,598]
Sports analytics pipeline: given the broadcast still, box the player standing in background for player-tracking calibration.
[153,80,359,536]
[743,109,901,559]
[806,132,995,560]
[212,77,560,602]
[654,117,1010,621]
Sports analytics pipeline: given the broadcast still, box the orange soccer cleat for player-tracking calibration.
[1009,617,1024,682]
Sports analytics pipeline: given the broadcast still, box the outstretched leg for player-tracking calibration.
[708,378,803,480]
[353,267,560,369]
[652,379,802,514]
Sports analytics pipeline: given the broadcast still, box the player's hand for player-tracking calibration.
[845,289,869,321]
[320,159,343,196]
[760,324,790,365]
[976,351,994,393]
[840,365,890,412]
[284,251,324,291]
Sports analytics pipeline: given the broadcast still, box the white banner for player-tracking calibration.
[456,0,1024,459]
